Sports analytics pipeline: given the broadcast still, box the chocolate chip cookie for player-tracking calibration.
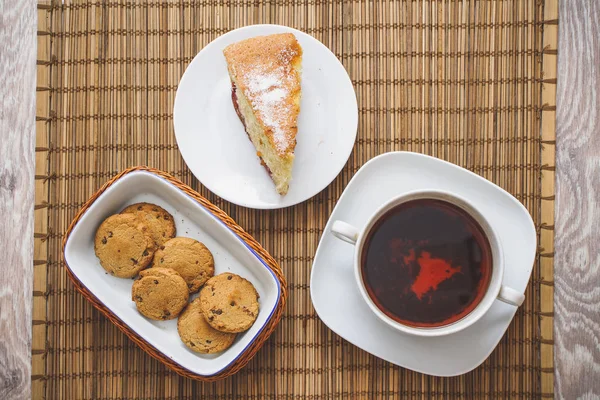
[131,267,189,320]
[153,237,215,293]
[199,273,260,333]
[177,298,237,354]
[121,202,176,247]
[94,214,156,278]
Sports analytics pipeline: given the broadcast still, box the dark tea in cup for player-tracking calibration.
[360,199,492,328]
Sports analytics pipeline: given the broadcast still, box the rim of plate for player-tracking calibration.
[173,24,358,209]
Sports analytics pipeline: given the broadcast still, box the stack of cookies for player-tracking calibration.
[179,273,260,353]
[94,202,260,354]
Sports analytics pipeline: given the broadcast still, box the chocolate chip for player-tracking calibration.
[227,275,233,280]
[156,215,161,219]
[162,233,166,237]
[160,258,164,263]
[135,296,143,302]
[212,309,223,315]
[131,258,138,265]
[163,215,169,220]
[108,231,113,238]
[241,308,255,317]
[142,249,149,257]
[208,316,214,321]
[190,342,196,347]
[152,207,158,212]
[160,245,165,250]
[101,237,107,244]
[206,340,212,344]
[195,261,199,264]
[117,250,120,253]
[230,301,235,306]
[164,310,171,316]
[154,280,159,284]
[137,206,142,210]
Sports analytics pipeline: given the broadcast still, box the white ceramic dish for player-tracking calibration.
[173,24,358,209]
[310,152,537,377]
[63,170,281,377]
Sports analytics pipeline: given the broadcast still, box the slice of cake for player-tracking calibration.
[223,33,302,195]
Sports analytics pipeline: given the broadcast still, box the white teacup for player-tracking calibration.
[330,189,524,337]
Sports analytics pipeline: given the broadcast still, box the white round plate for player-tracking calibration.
[174,25,358,209]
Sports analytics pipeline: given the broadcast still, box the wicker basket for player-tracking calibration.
[61,166,287,381]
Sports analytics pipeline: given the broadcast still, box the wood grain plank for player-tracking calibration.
[555,0,600,398]
[0,0,37,399]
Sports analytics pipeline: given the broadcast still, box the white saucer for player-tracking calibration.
[310,152,536,377]
[174,25,358,209]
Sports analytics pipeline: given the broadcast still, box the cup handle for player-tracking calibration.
[497,286,525,307]
[331,221,359,245]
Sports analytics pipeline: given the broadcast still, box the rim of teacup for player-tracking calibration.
[351,189,505,337]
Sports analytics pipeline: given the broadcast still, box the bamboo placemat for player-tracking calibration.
[34,0,558,398]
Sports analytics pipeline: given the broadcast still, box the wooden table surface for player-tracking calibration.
[0,0,37,399]
[0,0,598,398]
[554,1,600,398]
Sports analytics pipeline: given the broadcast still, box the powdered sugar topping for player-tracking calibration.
[242,63,297,152]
